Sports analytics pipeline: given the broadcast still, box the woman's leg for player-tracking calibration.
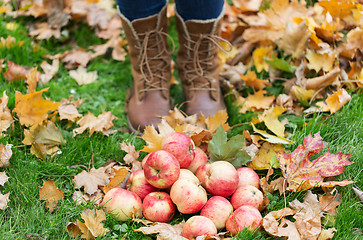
[175,0,224,21]
[116,0,166,21]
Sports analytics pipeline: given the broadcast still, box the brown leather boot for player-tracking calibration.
[175,10,229,117]
[118,5,172,133]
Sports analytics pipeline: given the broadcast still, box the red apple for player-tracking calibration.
[178,169,200,183]
[195,163,210,187]
[204,161,239,197]
[170,179,207,214]
[144,150,180,189]
[200,196,233,230]
[226,205,262,235]
[126,169,158,200]
[182,216,217,240]
[230,185,263,210]
[142,192,176,223]
[101,188,142,221]
[187,147,208,174]
[161,132,194,168]
[237,167,260,189]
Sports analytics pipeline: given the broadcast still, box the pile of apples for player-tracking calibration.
[101,132,264,239]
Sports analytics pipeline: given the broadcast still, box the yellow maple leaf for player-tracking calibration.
[26,67,39,93]
[73,111,117,137]
[237,90,275,113]
[317,88,351,113]
[103,167,129,194]
[252,46,273,73]
[13,88,60,127]
[141,119,174,153]
[205,109,230,133]
[240,71,268,90]
[258,106,287,137]
[306,49,336,72]
[247,142,284,170]
[39,179,64,212]
[290,85,316,101]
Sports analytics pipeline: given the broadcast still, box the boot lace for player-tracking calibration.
[182,34,231,92]
[136,29,174,94]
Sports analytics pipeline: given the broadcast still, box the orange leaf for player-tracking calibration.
[237,90,275,113]
[316,88,351,114]
[3,61,27,82]
[240,71,268,90]
[102,167,129,194]
[39,179,64,212]
[205,109,230,133]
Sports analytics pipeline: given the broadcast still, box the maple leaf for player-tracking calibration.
[274,132,354,193]
[252,123,293,145]
[13,88,60,127]
[252,46,273,73]
[135,222,187,240]
[3,61,27,82]
[22,121,65,159]
[69,67,98,85]
[319,191,341,215]
[237,90,275,113]
[73,167,109,195]
[39,179,64,212]
[247,142,284,170]
[316,88,351,114]
[67,209,109,239]
[26,67,39,94]
[39,59,59,84]
[0,143,12,168]
[120,142,141,171]
[73,111,117,137]
[0,192,10,210]
[257,106,287,138]
[232,0,262,12]
[306,49,336,73]
[208,126,251,168]
[240,71,268,90]
[205,109,230,133]
[96,17,122,39]
[103,167,129,194]
[0,172,9,186]
[304,67,341,90]
[58,97,83,123]
[29,22,61,40]
[0,91,12,133]
[61,49,93,69]
[290,85,316,101]
[141,119,174,153]
[339,27,363,59]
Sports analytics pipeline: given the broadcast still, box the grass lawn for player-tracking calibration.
[0,11,362,240]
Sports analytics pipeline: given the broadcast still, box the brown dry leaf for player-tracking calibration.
[306,49,336,73]
[58,98,83,123]
[26,67,39,94]
[69,67,98,85]
[96,17,122,39]
[73,167,109,195]
[103,167,129,194]
[22,121,65,159]
[232,0,262,12]
[141,119,174,153]
[68,209,109,239]
[62,49,93,69]
[3,61,27,82]
[120,142,140,169]
[304,67,341,90]
[0,143,12,168]
[316,88,351,114]
[257,106,287,137]
[87,4,110,30]
[0,91,12,133]
[40,59,59,84]
[72,189,105,206]
[339,27,363,59]
[29,22,61,40]
[247,142,284,170]
[240,71,268,90]
[73,111,117,137]
[205,109,230,133]
[262,208,298,239]
[0,172,9,186]
[135,222,187,240]
[39,179,64,212]
[0,192,10,210]
[237,90,275,113]
[319,192,341,215]
[191,130,213,147]
[13,88,60,127]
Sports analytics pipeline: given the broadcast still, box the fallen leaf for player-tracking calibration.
[39,179,64,212]
[306,49,336,72]
[318,228,336,240]
[247,142,284,170]
[73,167,109,195]
[237,90,275,113]
[319,191,341,215]
[232,0,262,12]
[252,46,274,73]
[0,143,12,168]
[290,85,316,101]
[257,106,287,138]
[304,67,341,90]
[103,167,129,194]
[135,222,187,240]
[208,126,251,168]
[0,192,10,210]
[96,17,122,39]
[29,22,61,40]
[67,209,109,239]
[87,4,110,30]
[62,49,93,69]
[69,67,98,85]
[251,123,293,144]
[13,88,61,127]
[73,111,117,137]
[39,59,59,84]
[0,172,9,186]
[240,71,268,90]
[0,91,12,133]
[3,61,27,82]
[26,67,39,94]
[275,132,354,193]
[58,98,83,123]
[205,109,230,133]
[141,119,174,153]
[316,88,351,114]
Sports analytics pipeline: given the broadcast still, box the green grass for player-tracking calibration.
[0,13,362,240]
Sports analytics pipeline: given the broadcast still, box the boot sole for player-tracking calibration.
[127,116,142,136]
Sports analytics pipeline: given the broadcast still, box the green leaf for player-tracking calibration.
[265,55,296,73]
[208,126,251,168]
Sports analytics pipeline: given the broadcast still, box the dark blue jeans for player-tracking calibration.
[117,0,224,21]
